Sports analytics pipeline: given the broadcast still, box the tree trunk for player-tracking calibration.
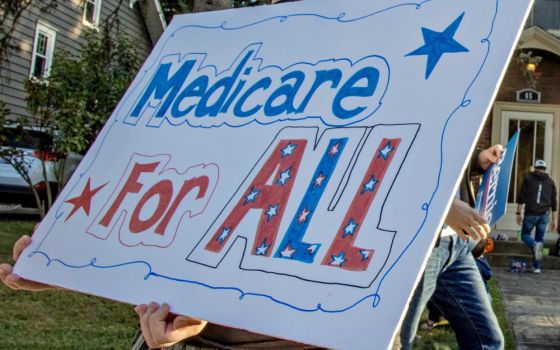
[193,0,233,12]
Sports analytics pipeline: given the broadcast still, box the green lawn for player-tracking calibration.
[0,221,138,349]
[1,220,515,349]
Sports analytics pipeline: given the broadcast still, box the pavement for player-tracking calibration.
[494,268,560,350]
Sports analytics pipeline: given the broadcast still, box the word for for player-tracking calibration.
[88,155,218,247]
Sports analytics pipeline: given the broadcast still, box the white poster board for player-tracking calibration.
[15,0,533,348]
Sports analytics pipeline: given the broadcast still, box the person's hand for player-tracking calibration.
[516,213,523,226]
[549,218,557,233]
[478,144,503,170]
[0,235,56,291]
[445,198,491,241]
[135,302,207,349]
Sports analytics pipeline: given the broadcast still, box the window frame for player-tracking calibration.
[29,22,57,79]
[83,0,103,28]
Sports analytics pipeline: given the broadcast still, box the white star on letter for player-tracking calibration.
[281,143,297,157]
[330,252,347,267]
[343,219,358,237]
[256,241,269,256]
[277,168,291,186]
[362,175,378,193]
[298,208,310,224]
[217,227,231,243]
[280,244,296,258]
[266,204,279,221]
[314,173,326,187]
[329,142,340,157]
[379,142,394,160]
[244,187,260,204]
[360,250,370,261]
[306,244,320,254]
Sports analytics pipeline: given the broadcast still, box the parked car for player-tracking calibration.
[0,126,82,207]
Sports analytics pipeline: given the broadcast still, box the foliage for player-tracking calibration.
[160,0,193,21]
[26,29,140,152]
[0,28,140,216]
[159,0,271,22]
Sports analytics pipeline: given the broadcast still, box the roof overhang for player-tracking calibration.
[518,26,560,57]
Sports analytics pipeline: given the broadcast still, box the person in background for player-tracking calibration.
[399,144,505,350]
[516,159,557,274]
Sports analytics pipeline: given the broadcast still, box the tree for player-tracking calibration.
[0,28,140,216]
[159,0,271,22]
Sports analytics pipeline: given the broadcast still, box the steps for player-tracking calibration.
[485,240,560,270]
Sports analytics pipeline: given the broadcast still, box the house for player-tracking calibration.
[0,0,166,121]
[477,0,560,236]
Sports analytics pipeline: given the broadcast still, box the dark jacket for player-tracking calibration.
[517,171,558,215]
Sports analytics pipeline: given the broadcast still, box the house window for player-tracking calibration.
[527,0,560,30]
[83,0,103,27]
[30,23,57,79]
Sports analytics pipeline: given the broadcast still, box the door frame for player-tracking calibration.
[491,102,560,231]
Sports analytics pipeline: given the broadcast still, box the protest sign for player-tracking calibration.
[14,0,533,348]
[476,130,520,226]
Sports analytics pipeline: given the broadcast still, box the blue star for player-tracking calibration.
[378,142,394,160]
[343,218,358,238]
[330,252,347,267]
[281,143,297,157]
[244,187,260,204]
[362,175,378,193]
[256,240,270,256]
[266,204,279,221]
[217,227,231,243]
[277,167,292,186]
[405,12,469,79]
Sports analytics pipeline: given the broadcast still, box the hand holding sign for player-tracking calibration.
[0,235,56,292]
[475,132,520,227]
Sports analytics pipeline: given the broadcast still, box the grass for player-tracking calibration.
[0,221,138,349]
[1,221,516,349]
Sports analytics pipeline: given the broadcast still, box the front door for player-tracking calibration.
[496,110,553,231]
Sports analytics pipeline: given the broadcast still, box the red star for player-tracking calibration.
[65,178,107,221]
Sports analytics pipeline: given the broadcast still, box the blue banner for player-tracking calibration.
[475,130,520,226]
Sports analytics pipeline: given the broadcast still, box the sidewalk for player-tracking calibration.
[494,268,560,350]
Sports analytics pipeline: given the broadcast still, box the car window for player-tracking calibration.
[2,129,53,149]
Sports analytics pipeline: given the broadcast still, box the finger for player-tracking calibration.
[470,224,488,240]
[0,264,13,285]
[147,302,171,346]
[137,303,156,347]
[13,235,31,261]
[456,229,469,241]
[172,316,208,339]
[149,302,170,334]
[173,316,204,331]
[4,273,53,291]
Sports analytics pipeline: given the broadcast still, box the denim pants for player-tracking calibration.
[521,214,548,269]
[399,235,504,350]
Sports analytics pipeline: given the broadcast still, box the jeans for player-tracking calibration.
[521,214,548,269]
[399,235,504,350]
